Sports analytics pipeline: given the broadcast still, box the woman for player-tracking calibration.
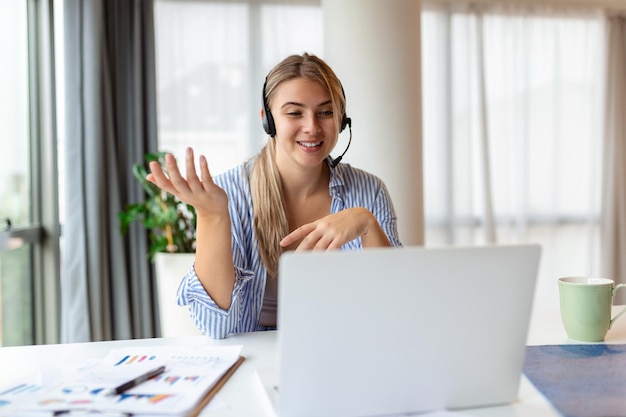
[147,53,402,339]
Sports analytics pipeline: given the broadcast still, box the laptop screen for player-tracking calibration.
[276,244,541,417]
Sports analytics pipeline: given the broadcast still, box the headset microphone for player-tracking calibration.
[330,117,352,168]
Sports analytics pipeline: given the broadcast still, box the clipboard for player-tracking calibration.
[188,355,246,417]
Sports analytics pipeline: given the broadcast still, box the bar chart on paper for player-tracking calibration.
[114,354,158,366]
[0,344,243,416]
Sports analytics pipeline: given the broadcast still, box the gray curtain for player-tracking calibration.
[601,13,626,304]
[62,0,158,342]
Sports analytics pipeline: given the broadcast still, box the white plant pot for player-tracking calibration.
[154,252,203,337]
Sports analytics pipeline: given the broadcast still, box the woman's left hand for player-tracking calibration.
[279,207,391,251]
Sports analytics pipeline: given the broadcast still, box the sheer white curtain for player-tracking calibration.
[153,0,322,176]
[421,4,606,312]
[602,12,626,304]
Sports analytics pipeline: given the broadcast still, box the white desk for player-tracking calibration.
[2,306,626,417]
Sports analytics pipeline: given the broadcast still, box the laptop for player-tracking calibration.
[269,244,541,417]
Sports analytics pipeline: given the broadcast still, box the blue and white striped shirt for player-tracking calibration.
[177,157,402,339]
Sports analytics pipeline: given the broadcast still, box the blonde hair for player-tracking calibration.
[250,53,346,277]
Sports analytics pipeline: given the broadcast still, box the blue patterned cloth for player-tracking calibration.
[524,344,626,417]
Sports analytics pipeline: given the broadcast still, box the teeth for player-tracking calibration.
[299,142,322,148]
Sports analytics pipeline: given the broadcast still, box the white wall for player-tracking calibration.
[322,0,424,246]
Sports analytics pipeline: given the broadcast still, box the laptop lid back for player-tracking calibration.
[277,244,541,417]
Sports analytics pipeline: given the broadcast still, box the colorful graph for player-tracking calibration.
[6,346,242,415]
[39,398,95,405]
[170,355,221,367]
[0,383,42,396]
[89,388,106,395]
[114,354,157,366]
[61,386,88,394]
[152,375,200,386]
[38,399,65,405]
[117,393,175,404]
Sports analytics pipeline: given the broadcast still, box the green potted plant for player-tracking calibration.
[119,151,197,259]
[119,151,201,336]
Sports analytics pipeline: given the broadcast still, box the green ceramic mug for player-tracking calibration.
[558,277,626,342]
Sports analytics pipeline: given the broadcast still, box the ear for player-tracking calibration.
[260,108,265,119]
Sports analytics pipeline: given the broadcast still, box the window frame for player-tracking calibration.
[23,0,60,346]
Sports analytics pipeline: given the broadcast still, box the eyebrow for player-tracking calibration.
[280,99,332,109]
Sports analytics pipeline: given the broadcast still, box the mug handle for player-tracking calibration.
[610,283,626,329]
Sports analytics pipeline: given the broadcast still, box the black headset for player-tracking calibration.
[261,79,352,168]
[261,78,350,136]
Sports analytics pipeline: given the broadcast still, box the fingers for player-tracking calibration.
[281,224,329,249]
[185,147,198,182]
[147,160,173,190]
[281,222,345,251]
[281,209,376,251]
[185,147,208,193]
[297,233,339,251]
[165,152,191,194]
[146,147,215,194]
[280,224,313,248]
[199,154,214,186]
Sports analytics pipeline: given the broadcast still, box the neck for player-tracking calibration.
[279,162,329,201]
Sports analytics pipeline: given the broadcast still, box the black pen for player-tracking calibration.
[107,365,166,396]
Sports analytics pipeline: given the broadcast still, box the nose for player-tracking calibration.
[302,112,321,134]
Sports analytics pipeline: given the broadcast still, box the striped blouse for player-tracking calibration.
[176,157,402,339]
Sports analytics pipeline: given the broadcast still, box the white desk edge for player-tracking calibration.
[2,306,626,417]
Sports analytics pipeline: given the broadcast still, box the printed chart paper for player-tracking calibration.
[2,344,242,416]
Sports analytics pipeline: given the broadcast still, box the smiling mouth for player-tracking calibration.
[298,141,322,148]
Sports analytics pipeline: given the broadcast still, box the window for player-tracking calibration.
[0,1,35,347]
[154,0,323,175]
[421,6,605,311]
[0,0,60,346]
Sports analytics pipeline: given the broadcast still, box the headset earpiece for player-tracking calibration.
[262,79,276,136]
[340,114,348,132]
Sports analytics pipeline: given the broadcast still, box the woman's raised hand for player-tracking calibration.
[146,147,229,218]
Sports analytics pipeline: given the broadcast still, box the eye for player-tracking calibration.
[286,111,302,117]
[318,110,334,117]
